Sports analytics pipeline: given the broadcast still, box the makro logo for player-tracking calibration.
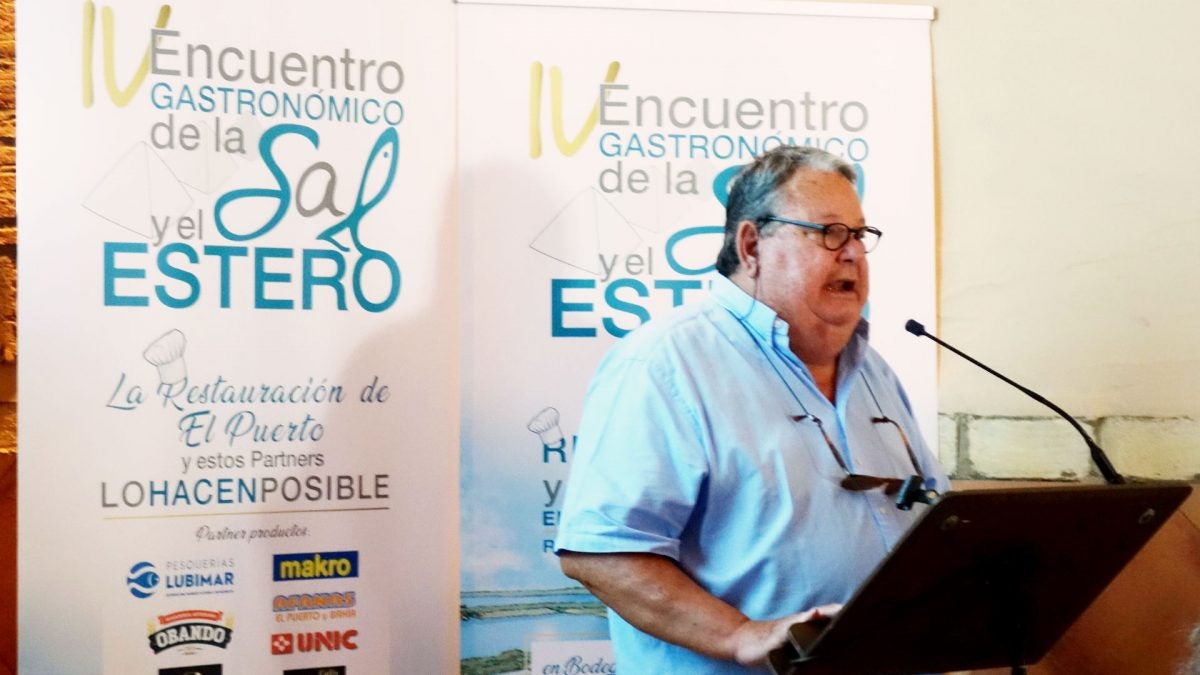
[147,609,233,655]
[271,630,358,655]
[529,61,620,158]
[128,561,161,598]
[273,551,358,581]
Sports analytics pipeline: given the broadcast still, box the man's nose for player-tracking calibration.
[838,237,865,261]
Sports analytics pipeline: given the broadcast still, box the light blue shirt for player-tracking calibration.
[555,275,948,674]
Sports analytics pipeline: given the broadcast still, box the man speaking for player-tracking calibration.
[555,145,948,672]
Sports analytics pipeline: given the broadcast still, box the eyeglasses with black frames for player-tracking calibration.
[758,216,882,253]
[790,412,937,509]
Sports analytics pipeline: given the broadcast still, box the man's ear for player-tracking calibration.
[736,220,761,278]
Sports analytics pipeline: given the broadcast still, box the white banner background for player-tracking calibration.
[458,1,937,670]
[18,1,457,673]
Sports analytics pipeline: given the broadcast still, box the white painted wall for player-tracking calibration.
[830,0,1200,421]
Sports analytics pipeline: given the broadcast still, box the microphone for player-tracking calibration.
[905,319,1124,485]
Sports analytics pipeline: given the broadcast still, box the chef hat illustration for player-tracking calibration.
[526,407,564,448]
[143,329,188,385]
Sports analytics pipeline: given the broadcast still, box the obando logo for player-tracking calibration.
[128,561,161,598]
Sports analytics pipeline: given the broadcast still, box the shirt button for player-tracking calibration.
[878,507,888,515]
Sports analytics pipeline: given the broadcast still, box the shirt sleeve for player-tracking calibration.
[554,347,709,561]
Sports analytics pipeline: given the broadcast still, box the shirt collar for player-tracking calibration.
[711,273,871,366]
[710,274,780,342]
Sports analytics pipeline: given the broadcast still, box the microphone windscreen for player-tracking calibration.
[905,319,926,337]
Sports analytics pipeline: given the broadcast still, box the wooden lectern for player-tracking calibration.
[768,482,1193,675]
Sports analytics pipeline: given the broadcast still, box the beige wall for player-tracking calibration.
[830,0,1200,479]
[927,0,1200,419]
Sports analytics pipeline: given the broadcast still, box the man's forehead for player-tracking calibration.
[779,170,864,221]
[806,209,865,222]
[782,167,855,189]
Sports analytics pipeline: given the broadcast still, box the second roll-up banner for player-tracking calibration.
[457,1,937,672]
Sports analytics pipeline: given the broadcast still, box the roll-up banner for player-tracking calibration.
[17,1,457,673]
[457,1,937,672]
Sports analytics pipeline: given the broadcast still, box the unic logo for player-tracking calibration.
[529,61,620,158]
[273,551,359,581]
[82,1,172,108]
[271,630,358,655]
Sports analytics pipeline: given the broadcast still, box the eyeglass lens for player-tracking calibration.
[822,223,879,253]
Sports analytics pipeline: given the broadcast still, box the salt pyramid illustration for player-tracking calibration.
[529,187,642,275]
[83,142,192,238]
[160,120,240,194]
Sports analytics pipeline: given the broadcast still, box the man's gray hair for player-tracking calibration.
[715,145,858,277]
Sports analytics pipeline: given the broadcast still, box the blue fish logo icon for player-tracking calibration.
[127,561,160,599]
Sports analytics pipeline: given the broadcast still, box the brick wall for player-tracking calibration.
[940,414,1200,482]
[0,0,15,455]
[1,0,14,671]
[1,2,15,673]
